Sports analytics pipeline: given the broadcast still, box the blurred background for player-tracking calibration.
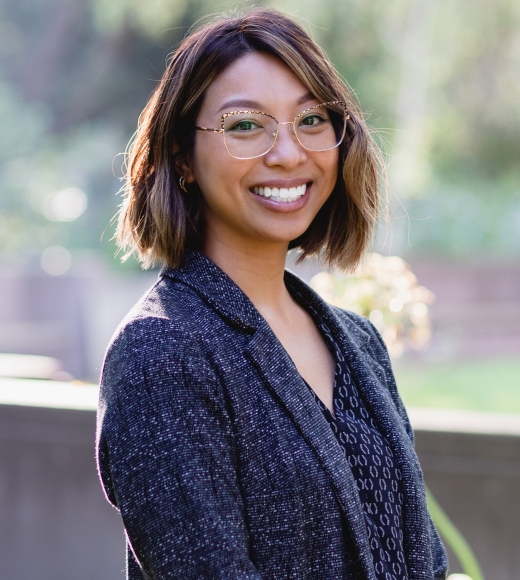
[0,0,518,578]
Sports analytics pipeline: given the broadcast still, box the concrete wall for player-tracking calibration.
[1,401,519,579]
[0,404,124,580]
[410,261,520,359]
[416,429,520,579]
[0,266,156,381]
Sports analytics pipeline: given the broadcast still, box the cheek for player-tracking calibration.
[193,134,252,197]
[328,150,340,182]
[192,137,254,208]
[192,140,228,204]
[192,135,227,183]
[318,150,340,196]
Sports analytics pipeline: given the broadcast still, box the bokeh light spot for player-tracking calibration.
[369,309,384,324]
[41,245,71,276]
[42,187,88,222]
[389,298,404,313]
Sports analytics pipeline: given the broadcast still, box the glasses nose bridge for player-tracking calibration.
[272,120,297,144]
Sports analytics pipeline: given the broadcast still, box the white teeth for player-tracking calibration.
[252,184,308,202]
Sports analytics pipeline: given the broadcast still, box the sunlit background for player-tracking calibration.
[0,0,519,578]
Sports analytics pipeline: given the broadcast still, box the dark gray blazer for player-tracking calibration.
[96,250,447,580]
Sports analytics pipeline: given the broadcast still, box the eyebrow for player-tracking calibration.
[216,92,316,114]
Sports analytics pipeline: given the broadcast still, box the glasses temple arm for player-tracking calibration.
[195,126,223,133]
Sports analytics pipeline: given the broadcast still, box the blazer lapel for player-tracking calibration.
[287,274,434,579]
[349,345,434,579]
[244,322,377,580]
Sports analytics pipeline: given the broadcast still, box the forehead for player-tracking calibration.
[201,51,316,117]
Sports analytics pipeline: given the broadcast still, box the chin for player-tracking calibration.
[258,220,309,242]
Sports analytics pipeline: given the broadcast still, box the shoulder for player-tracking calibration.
[332,307,388,356]
[108,275,208,349]
[331,306,373,336]
[101,275,217,391]
[97,276,229,452]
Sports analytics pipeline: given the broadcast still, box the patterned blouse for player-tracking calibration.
[305,307,409,580]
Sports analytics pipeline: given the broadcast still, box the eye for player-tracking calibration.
[228,119,262,132]
[299,113,327,127]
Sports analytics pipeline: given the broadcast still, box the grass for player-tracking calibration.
[392,357,520,414]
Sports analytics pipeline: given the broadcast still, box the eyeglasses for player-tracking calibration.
[195,101,349,160]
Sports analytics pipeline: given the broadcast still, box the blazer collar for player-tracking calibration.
[160,250,263,332]
[286,274,433,578]
[161,249,370,348]
[244,324,377,579]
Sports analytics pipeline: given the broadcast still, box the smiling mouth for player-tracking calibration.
[251,183,309,203]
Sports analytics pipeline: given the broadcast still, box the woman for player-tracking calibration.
[96,8,447,580]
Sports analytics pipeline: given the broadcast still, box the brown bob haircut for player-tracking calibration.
[117,7,385,271]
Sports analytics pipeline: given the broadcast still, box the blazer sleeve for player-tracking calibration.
[96,317,262,580]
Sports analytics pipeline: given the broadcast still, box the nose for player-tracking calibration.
[264,122,307,168]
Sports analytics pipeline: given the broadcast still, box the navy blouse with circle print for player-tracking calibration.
[302,305,409,580]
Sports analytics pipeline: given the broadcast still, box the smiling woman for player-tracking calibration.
[116,11,380,272]
[97,8,448,580]
[188,51,342,274]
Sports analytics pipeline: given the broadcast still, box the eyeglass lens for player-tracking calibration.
[222,103,346,160]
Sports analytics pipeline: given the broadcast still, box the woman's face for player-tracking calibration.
[190,51,339,251]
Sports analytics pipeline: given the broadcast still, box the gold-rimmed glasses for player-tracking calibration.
[195,101,349,160]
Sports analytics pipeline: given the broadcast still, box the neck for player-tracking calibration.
[201,232,293,317]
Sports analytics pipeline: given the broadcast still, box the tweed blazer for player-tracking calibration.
[96,250,447,580]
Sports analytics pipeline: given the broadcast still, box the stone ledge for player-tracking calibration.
[1,378,519,438]
[408,407,520,436]
[0,377,98,411]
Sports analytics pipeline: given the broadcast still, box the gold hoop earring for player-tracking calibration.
[179,176,188,193]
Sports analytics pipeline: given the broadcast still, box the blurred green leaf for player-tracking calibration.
[0,0,518,263]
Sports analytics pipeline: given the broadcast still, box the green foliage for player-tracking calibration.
[405,185,520,258]
[0,0,518,264]
[310,253,434,358]
[0,75,123,260]
[426,487,485,580]
[92,0,189,36]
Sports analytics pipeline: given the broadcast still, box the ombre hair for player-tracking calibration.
[116,7,385,271]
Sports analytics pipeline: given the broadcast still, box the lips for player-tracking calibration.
[251,183,308,203]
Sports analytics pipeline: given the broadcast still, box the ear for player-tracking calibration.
[174,150,196,184]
